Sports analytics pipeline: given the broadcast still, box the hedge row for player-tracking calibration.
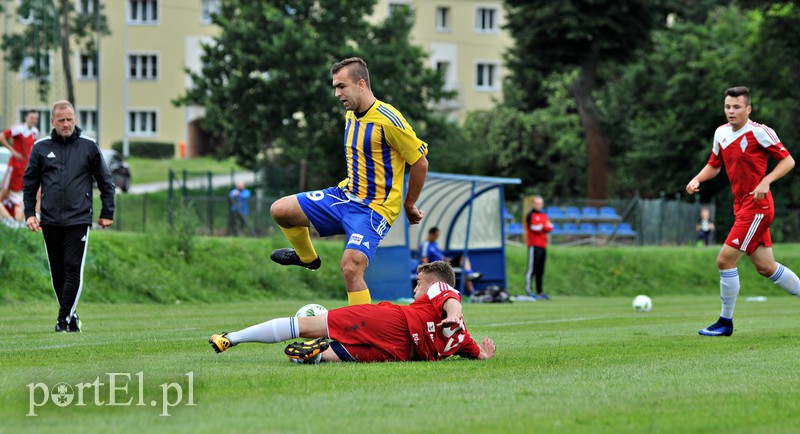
[111,140,174,158]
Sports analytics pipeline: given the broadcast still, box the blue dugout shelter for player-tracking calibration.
[364,172,521,300]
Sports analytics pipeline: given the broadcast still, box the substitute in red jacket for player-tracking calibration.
[524,195,553,299]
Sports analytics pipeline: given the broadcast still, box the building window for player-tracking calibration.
[78,0,97,14]
[128,54,158,80]
[476,63,499,90]
[128,0,158,24]
[18,54,51,80]
[436,61,449,77]
[128,110,158,135]
[79,54,97,80]
[388,1,410,16]
[436,7,449,32]
[476,7,498,33]
[79,110,98,135]
[201,0,220,24]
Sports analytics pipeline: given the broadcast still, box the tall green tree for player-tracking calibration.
[1,0,109,105]
[177,1,452,187]
[503,0,668,199]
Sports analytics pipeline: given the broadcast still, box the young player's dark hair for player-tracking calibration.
[725,86,751,106]
[331,57,371,89]
[417,261,456,287]
[428,227,439,235]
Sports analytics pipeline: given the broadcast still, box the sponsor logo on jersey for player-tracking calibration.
[427,322,435,333]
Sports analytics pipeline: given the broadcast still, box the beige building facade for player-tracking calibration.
[0,0,508,155]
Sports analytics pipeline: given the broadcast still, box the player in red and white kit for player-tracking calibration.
[0,110,39,222]
[686,86,800,337]
[524,195,553,300]
[208,261,496,363]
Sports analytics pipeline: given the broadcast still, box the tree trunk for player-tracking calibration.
[572,51,609,200]
[60,0,75,106]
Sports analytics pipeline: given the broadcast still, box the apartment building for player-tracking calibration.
[0,0,508,155]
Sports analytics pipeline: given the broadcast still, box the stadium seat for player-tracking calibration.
[600,207,622,221]
[617,223,637,236]
[579,223,597,235]
[564,206,581,220]
[581,207,600,220]
[503,207,514,221]
[551,222,563,235]
[597,223,615,234]
[547,206,566,220]
[506,222,523,236]
[561,222,580,235]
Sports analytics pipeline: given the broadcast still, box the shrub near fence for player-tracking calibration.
[111,140,175,158]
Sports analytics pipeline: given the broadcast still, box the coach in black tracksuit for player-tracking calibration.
[22,100,115,332]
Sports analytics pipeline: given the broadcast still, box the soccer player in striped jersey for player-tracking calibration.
[270,57,429,305]
[686,86,799,336]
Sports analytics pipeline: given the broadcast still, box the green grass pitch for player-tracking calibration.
[1,296,799,433]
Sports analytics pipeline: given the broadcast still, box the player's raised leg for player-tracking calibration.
[750,246,800,296]
[269,195,321,269]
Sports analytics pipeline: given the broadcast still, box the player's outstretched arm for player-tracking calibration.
[686,165,721,195]
[478,336,495,360]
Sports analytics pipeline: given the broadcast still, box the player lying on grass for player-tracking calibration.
[209,261,495,363]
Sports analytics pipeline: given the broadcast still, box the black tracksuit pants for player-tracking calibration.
[525,246,547,295]
[41,224,90,322]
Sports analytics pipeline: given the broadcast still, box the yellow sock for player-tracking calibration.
[279,226,318,263]
[347,289,372,305]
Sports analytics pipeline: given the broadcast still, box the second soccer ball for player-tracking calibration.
[632,295,652,313]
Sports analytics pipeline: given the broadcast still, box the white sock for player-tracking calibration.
[719,268,739,319]
[226,317,299,345]
[769,263,800,296]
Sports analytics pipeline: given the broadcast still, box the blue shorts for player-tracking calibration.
[296,186,390,262]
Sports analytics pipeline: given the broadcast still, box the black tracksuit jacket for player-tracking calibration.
[22,126,115,226]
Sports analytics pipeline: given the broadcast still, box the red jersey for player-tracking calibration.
[4,122,39,167]
[525,210,553,248]
[707,120,790,214]
[402,282,481,361]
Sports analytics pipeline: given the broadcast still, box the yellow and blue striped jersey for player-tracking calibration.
[337,100,428,225]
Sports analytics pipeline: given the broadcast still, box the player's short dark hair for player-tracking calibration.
[725,86,751,106]
[428,227,439,235]
[25,109,38,116]
[417,261,456,287]
[331,57,371,89]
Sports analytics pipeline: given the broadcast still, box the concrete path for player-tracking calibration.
[128,171,257,194]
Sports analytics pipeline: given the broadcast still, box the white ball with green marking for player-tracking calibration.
[295,303,328,318]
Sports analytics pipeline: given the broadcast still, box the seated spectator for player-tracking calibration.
[419,227,481,296]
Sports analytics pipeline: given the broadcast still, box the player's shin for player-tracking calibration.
[279,226,318,263]
[226,317,300,344]
[719,268,740,319]
[769,263,800,296]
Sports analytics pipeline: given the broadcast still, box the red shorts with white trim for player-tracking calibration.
[2,163,23,191]
[725,211,773,255]
[326,302,411,362]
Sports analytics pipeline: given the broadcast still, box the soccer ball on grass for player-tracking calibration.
[295,303,328,318]
[632,295,652,313]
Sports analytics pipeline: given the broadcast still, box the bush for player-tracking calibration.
[111,140,174,158]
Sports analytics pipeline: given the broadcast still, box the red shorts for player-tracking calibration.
[2,163,23,192]
[326,302,411,362]
[725,211,773,255]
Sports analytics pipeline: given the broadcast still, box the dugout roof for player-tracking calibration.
[365,172,521,300]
